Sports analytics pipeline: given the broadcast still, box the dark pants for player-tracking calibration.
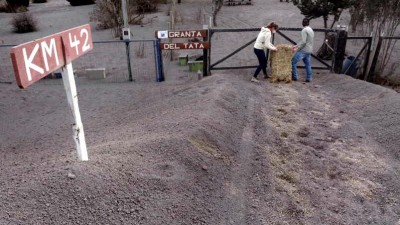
[253,48,267,78]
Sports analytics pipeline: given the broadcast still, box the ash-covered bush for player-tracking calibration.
[6,0,29,8]
[0,1,10,12]
[1,0,29,12]
[136,0,158,13]
[91,0,149,37]
[11,12,38,33]
[67,0,95,6]
[32,0,47,3]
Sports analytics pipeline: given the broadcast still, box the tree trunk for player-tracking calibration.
[212,0,223,27]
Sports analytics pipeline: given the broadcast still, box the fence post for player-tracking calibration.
[207,30,213,75]
[361,36,372,80]
[154,40,160,82]
[125,41,133,82]
[203,29,209,77]
[333,27,348,74]
[367,35,383,82]
[154,39,165,82]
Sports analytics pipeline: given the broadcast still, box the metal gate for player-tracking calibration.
[343,36,372,80]
[207,27,341,73]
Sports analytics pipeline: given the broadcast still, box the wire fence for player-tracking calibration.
[0,40,157,84]
[2,36,398,85]
[378,38,400,82]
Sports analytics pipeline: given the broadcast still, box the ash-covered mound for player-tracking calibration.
[1,72,400,224]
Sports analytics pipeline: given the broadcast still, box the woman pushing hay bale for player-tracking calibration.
[270,44,294,83]
[251,22,279,83]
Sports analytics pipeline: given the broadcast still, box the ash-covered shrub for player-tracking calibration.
[6,0,29,8]
[1,0,29,12]
[90,0,145,37]
[67,0,95,6]
[32,0,47,3]
[135,0,158,13]
[0,1,10,12]
[11,12,38,33]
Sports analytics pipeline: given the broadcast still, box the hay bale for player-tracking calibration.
[270,44,293,83]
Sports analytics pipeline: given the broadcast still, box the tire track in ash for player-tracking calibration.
[221,97,256,224]
[202,5,255,68]
[202,5,254,28]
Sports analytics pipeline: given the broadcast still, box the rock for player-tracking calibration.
[201,165,208,171]
[67,172,76,179]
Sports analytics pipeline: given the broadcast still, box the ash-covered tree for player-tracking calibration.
[292,0,356,59]
[91,0,159,37]
[350,0,400,82]
[212,0,223,27]
[292,0,354,29]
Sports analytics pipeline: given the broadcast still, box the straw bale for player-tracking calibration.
[270,44,294,83]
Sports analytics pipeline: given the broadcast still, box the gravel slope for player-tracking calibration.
[1,71,400,224]
[1,0,400,224]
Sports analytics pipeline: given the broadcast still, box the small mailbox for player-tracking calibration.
[122,28,131,40]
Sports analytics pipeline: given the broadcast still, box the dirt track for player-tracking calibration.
[1,70,400,224]
[1,0,400,224]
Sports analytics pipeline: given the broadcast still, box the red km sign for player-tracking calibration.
[10,24,93,161]
[10,24,93,89]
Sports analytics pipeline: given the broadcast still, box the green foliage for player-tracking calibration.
[292,0,355,28]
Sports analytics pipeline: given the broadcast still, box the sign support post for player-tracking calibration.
[61,63,88,161]
[125,41,133,81]
[203,29,209,77]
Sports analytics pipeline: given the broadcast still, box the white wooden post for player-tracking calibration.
[61,63,88,161]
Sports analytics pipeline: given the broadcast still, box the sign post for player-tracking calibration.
[10,24,93,161]
[155,29,210,78]
[61,63,88,161]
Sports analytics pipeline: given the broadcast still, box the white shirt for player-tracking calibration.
[254,27,277,51]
